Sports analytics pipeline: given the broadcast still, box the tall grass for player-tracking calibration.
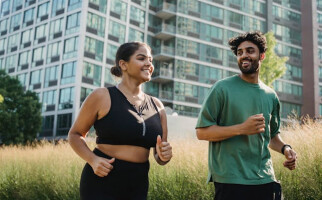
[0,120,321,200]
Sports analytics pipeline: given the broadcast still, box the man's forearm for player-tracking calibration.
[196,124,242,142]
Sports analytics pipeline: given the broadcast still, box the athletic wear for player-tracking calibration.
[196,75,281,185]
[80,148,149,200]
[95,86,162,149]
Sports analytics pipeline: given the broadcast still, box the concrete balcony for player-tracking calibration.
[152,67,173,83]
[155,2,176,19]
[155,24,176,40]
[153,45,175,60]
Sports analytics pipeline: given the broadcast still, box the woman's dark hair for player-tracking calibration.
[110,42,151,77]
[228,31,267,56]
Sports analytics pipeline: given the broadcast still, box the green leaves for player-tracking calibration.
[260,31,288,87]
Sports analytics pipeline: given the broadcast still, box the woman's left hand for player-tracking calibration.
[156,135,172,162]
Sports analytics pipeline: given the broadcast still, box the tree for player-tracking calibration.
[0,70,42,145]
[260,31,288,87]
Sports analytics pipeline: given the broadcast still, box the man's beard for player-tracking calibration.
[238,58,260,74]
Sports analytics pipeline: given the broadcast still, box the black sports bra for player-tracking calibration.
[94,86,163,149]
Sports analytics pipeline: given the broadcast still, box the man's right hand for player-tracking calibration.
[240,114,265,135]
[89,156,115,177]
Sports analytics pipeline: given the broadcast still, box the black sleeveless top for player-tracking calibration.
[94,86,163,149]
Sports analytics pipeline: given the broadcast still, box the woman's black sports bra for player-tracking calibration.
[94,86,163,150]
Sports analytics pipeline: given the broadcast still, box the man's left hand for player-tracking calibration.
[283,148,297,170]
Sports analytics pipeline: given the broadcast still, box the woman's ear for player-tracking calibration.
[119,60,127,71]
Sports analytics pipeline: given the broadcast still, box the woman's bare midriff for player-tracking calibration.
[96,144,150,163]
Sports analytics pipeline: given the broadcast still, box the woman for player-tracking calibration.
[68,42,172,200]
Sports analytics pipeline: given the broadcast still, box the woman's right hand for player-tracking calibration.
[89,156,115,177]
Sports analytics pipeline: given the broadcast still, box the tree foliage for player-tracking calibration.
[0,70,42,145]
[260,31,288,87]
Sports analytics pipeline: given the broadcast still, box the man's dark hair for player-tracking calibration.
[228,31,267,56]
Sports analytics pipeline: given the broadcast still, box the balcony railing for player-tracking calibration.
[153,46,175,60]
[155,2,176,19]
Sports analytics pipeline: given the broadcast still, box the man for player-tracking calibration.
[195,31,297,200]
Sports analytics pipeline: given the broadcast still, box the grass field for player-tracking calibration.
[0,119,321,200]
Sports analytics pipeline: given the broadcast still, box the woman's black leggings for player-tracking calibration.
[80,148,150,200]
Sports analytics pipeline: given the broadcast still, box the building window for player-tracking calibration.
[17,73,28,88]
[63,36,78,60]
[57,113,72,136]
[84,37,104,61]
[108,20,125,43]
[10,13,21,33]
[66,12,80,35]
[34,24,47,45]
[7,33,19,53]
[1,0,10,17]
[82,62,102,86]
[110,0,127,21]
[61,61,76,84]
[47,41,61,63]
[32,46,45,67]
[23,8,34,27]
[88,0,107,13]
[130,6,145,29]
[0,58,5,70]
[128,28,144,42]
[104,67,118,86]
[80,87,93,104]
[12,0,23,12]
[59,87,74,110]
[5,54,17,73]
[40,115,55,137]
[0,19,8,36]
[87,12,106,37]
[106,43,117,64]
[280,102,301,118]
[49,18,64,40]
[42,90,57,112]
[52,0,65,17]
[273,80,302,96]
[21,29,33,49]
[18,50,31,71]
[44,65,58,87]
[37,2,49,22]
[25,0,36,7]
[68,0,82,11]
[29,69,43,90]
[0,38,6,55]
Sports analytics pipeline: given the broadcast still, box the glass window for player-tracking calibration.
[23,8,34,27]
[88,0,107,13]
[108,20,126,44]
[42,90,57,112]
[7,33,19,53]
[63,36,79,60]
[130,6,145,29]
[12,0,23,12]
[1,0,10,17]
[29,69,43,90]
[47,42,61,63]
[49,18,64,40]
[25,0,36,7]
[32,46,45,67]
[82,62,102,86]
[68,0,82,11]
[0,19,8,35]
[18,50,31,71]
[5,54,17,73]
[52,0,65,17]
[0,57,5,70]
[280,102,301,118]
[21,29,33,48]
[10,13,21,33]
[59,87,74,110]
[104,67,118,85]
[106,43,118,64]
[84,37,104,61]
[17,73,28,87]
[131,0,146,7]
[128,28,144,42]
[57,113,72,136]
[200,2,223,22]
[110,0,127,21]
[61,61,76,84]
[87,12,106,37]
[34,24,47,44]
[0,38,6,54]
[40,115,55,137]
[80,87,93,103]
[66,12,80,35]
[44,65,58,87]
[37,2,49,22]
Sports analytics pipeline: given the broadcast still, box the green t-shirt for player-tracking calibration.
[196,75,281,185]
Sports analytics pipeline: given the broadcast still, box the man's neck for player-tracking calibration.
[239,72,259,84]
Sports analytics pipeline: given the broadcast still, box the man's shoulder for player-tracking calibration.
[214,75,239,88]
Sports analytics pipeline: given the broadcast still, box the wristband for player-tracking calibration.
[281,144,292,155]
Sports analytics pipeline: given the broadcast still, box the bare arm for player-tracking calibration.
[68,88,114,177]
[196,114,266,142]
[269,134,297,170]
[152,97,172,165]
